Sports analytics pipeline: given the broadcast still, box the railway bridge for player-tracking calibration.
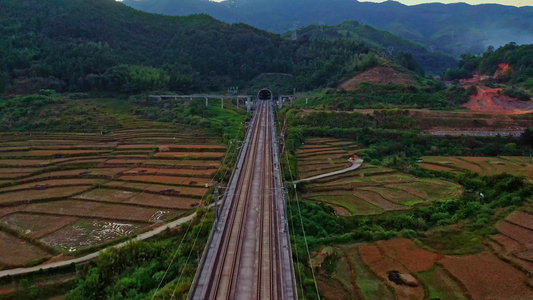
[188,97,297,299]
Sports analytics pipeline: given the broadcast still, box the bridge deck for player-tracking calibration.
[189,101,296,299]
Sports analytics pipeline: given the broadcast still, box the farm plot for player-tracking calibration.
[0,231,50,267]
[0,129,225,269]
[485,210,533,274]
[41,219,146,252]
[299,149,462,216]
[320,238,533,300]
[440,253,533,299]
[359,244,425,299]
[297,138,358,179]
[419,156,533,181]
[0,213,78,239]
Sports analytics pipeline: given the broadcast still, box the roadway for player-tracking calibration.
[189,100,296,299]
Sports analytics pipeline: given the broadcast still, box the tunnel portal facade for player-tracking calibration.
[257,88,273,101]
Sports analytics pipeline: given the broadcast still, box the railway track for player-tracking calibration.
[189,100,295,299]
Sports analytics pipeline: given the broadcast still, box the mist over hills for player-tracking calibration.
[123,0,533,57]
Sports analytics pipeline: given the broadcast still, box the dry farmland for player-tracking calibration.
[298,138,462,216]
[315,238,533,300]
[0,129,225,269]
[419,156,533,182]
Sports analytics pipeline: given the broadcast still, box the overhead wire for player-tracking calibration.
[151,124,238,299]
[282,134,320,299]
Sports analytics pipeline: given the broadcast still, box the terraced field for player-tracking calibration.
[298,139,462,216]
[316,237,533,300]
[419,156,533,182]
[0,130,225,269]
[485,205,533,276]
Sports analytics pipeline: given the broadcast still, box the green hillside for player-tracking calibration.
[0,0,406,95]
[294,20,457,75]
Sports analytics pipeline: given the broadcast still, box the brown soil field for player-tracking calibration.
[23,199,180,223]
[376,238,441,272]
[103,181,151,190]
[119,175,209,186]
[34,145,115,150]
[104,159,148,165]
[76,189,198,209]
[0,168,42,174]
[447,158,485,174]
[2,179,102,192]
[141,184,207,197]
[144,160,221,168]
[153,152,225,159]
[421,156,533,180]
[491,234,525,255]
[56,158,109,166]
[418,163,455,171]
[0,231,50,266]
[506,211,533,231]
[0,213,78,239]
[0,129,225,268]
[76,188,138,202]
[0,186,92,204]
[25,150,111,156]
[359,244,425,299]
[0,146,31,152]
[112,154,150,159]
[125,193,199,209]
[495,221,533,245]
[106,181,207,197]
[488,234,533,274]
[354,190,408,211]
[328,141,355,147]
[19,168,129,182]
[386,182,433,200]
[300,144,332,149]
[0,172,33,179]
[297,148,340,155]
[117,144,225,150]
[0,159,52,166]
[304,138,339,144]
[305,192,384,216]
[440,252,533,299]
[20,169,91,181]
[362,187,423,205]
[124,168,216,177]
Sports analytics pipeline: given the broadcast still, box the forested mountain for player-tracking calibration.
[294,21,456,75]
[124,0,533,57]
[0,0,442,95]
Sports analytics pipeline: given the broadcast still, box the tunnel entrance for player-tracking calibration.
[257,88,273,101]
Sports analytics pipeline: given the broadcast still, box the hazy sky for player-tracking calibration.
[208,0,529,7]
[360,0,529,6]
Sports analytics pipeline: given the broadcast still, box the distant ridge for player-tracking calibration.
[123,0,533,57]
